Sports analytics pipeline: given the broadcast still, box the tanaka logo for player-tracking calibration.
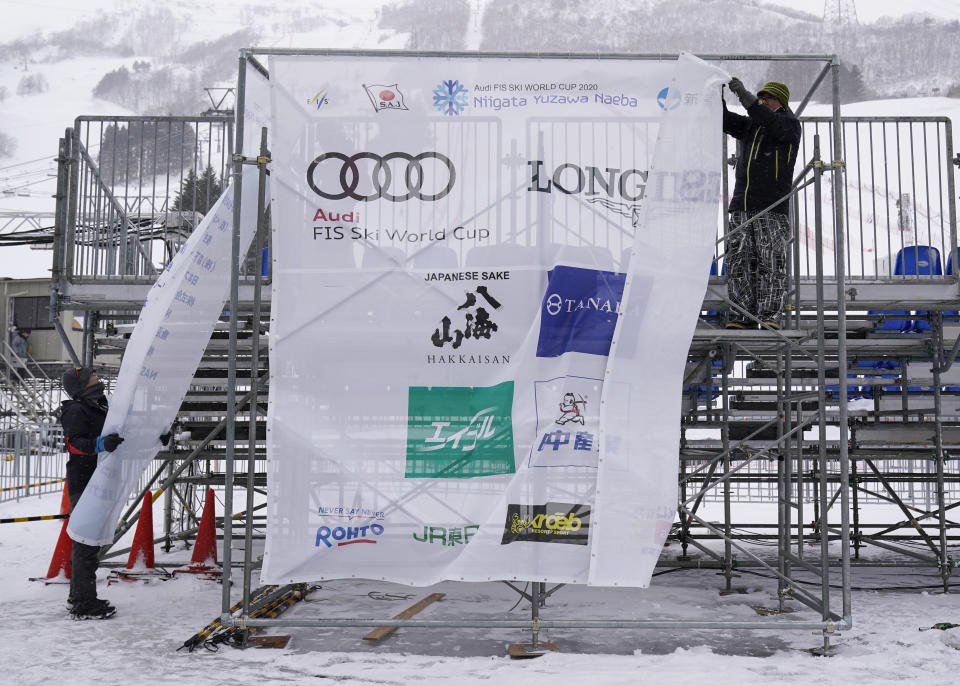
[536,265,626,358]
[363,83,409,112]
[433,79,469,115]
[405,381,515,479]
[500,502,590,546]
[306,151,455,202]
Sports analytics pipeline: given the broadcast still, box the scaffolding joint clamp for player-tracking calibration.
[824,619,836,634]
[531,617,541,633]
[256,155,271,165]
[830,159,846,170]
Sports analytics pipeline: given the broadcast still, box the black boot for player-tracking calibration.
[70,598,116,620]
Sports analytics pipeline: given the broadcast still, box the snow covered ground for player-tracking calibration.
[3,490,960,685]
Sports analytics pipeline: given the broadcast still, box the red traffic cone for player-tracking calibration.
[189,488,218,570]
[125,491,155,571]
[45,518,73,580]
[58,481,70,516]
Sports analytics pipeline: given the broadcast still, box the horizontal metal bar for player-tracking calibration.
[233,617,848,631]
[245,48,835,62]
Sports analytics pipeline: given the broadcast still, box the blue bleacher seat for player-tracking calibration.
[870,245,943,333]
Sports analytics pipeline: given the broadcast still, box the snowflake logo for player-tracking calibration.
[433,79,469,116]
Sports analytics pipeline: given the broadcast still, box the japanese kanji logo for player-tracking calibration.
[530,377,601,469]
[431,284,502,349]
[405,381,515,479]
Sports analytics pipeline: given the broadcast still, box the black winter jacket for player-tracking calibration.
[723,99,802,216]
[60,398,107,467]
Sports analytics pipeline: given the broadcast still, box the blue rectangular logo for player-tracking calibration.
[536,265,626,358]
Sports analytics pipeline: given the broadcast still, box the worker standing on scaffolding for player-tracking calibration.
[60,366,124,619]
[9,327,31,381]
[722,79,801,330]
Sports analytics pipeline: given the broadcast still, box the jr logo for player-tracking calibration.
[405,381,515,479]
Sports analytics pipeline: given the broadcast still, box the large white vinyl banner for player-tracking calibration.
[263,53,727,586]
[68,166,261,546]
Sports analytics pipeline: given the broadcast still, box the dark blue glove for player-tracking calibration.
[96,433,124,452]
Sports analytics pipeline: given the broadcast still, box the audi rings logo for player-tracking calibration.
[306,151,456,202]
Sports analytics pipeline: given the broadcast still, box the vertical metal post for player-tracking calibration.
[931,312,951,592]
[721,343,732,591]
[530,582,541,649]
[242,127,269,624]
[812,133,832,650]
[222,51,249,619]
[163,459,174,552]
[830,56,853,626]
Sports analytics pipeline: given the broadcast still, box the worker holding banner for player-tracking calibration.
[722,78,801,330]
[60,367,123,620]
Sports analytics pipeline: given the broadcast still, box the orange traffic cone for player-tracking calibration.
[189,488,219,570]
[45,518,73,580]
[58,481,70,516]
[125,491,155,571]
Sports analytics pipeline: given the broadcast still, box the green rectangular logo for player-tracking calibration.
[406,381,515,478]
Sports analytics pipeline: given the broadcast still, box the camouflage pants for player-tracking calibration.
[725,210,792,326]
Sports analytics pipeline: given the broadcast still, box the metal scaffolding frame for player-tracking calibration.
[40,48,960,655]
[215,48,853,653]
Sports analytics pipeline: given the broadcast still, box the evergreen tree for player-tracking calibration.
[173,166,223,214]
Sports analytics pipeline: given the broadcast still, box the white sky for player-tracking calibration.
[0,0,959,42]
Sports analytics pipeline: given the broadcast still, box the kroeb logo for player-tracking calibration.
[433,79,469,116]
[657,86,681,110]
[536,265,626,358]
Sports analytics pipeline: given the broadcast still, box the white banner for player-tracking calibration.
[263,53,727,586]
[68,166,261,546]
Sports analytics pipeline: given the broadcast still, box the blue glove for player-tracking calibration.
[96,433,124,452]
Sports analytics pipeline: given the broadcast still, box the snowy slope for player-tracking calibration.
[2,491,960,685]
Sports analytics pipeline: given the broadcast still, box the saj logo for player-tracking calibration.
[536,265,626,358]
[406,381,515,478]
[657,86,681,110]
[363,83,409,112]
[530,376,601,469]
[433,79,469,116]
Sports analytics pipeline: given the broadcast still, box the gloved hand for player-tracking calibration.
[159,432,172,447]
[728,77,757,109]
[96,433,124,453]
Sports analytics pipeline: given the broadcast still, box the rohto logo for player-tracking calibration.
[406,381,515,478]
[536,265,627,358]
[306,151,456,202]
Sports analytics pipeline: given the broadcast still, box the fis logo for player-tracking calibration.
[406,381,515,478]
[536,265,626,358]
[308,90,329,110]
